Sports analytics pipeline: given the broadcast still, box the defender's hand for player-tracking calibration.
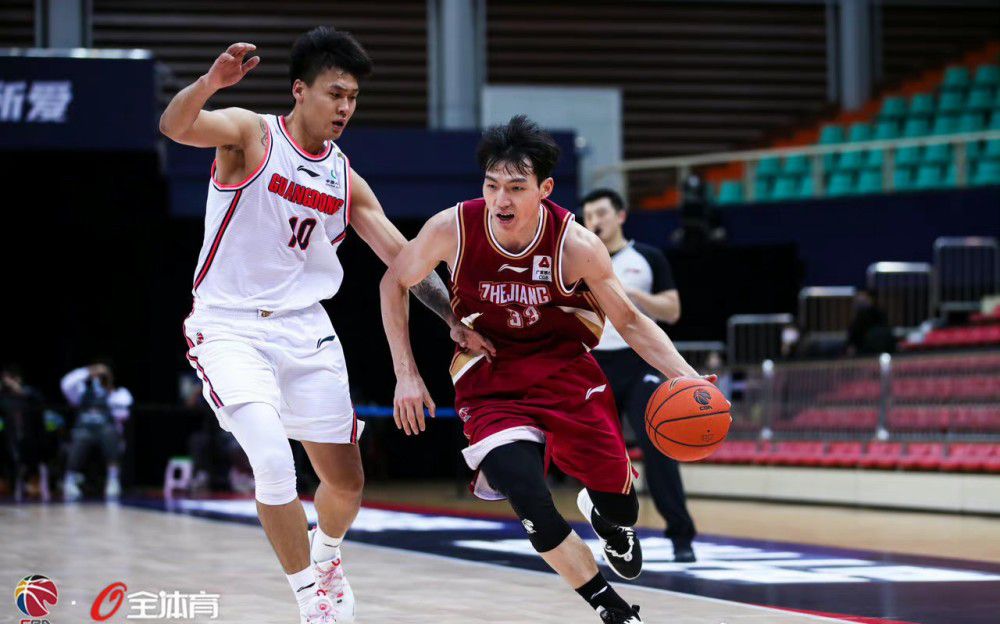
[450,324,496,362]
[204,43,260,91]
[393,372,435,436]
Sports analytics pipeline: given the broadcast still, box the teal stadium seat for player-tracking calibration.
[754,178,773,201]
[938,91,965,115]
[923,143,951,165]
[799,175,815,199]
[895,145,921,167]
[827,171,856,196]
[894,167,916,191]
[771,176,800,200]
[990,112,1000,130]
[837,149,865,171]
[931,115,958,135]
[716,180,743,204]
[909,93,935,117]
[972,159,1000,186]
[857,169,883,194]
[818,124,844,144]
[973,64,1000,88]
[902,117,930,137]
[967,88,994,112]
[878,96,907,119]
[994,89,1000,111]
[757,156,781,178]
[783,154,810,176]
[957,112,985,133]
[983,140,1000,160]
[847,122,872,142]
[968,140,984,160]
[915,164,944,189]
[873,121,899,140]
[866,148,885,168]
[941,66,971,91]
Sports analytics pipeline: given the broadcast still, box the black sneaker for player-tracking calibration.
[577,489,643,580]
[672,542,696,563]
[598,604,643,624]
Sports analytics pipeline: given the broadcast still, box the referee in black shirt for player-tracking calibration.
[581,188,698,563]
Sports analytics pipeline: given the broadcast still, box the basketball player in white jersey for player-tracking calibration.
[159,28,491,623]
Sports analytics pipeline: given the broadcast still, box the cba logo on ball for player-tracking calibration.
[693,389,712,406]
[14,574,58,618]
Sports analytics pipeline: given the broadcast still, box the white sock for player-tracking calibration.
[107,465,120,481]
[311,526,343,564]
[286,567,316,611]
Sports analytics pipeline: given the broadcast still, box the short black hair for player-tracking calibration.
[476,115,561,184]
[289,26,373,89]
[581,188,626,212]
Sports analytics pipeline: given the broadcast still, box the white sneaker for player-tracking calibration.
[309,529,356,622]
[63,475,82,501]
[105,477,121,500]
[299,593,337,624]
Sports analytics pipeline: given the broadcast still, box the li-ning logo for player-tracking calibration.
[296,165,320,177]
[694,389,712,406]
[14,574,58,618]
[498,264,528,273]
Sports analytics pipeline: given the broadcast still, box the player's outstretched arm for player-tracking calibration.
[351,170,493,355]
[159,43,261,148]
[564,224,698,379]
[379,209,456,436]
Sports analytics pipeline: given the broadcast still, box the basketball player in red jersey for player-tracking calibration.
[380,116,709,623]
[159,28,489,623]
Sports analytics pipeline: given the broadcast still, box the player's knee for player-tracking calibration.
[250,449,297,506]
[493,475,571,553]
[589,488,639,527]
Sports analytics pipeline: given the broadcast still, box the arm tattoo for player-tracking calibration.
[410,269,455,325]
[259,117,268,148]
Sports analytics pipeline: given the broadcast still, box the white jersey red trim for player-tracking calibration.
[191,114,352,312]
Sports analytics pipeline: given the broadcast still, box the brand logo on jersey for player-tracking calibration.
[585,384,607,401]
[296,165,320,177]
[268,173,344,216]
[196,332,205,345]
[457,407,471,422]
[498,264,528,273]
[532,255,552,282]
[479,281,552,306]
[326,168,340,189]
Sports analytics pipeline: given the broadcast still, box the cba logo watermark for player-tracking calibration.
[14,574,58,623]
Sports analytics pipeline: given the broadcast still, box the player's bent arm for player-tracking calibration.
[379,209,456,436]
[564,226,697,379]
[159,43,261,148]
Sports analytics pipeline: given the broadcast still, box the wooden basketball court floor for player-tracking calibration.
[3,487,999,623]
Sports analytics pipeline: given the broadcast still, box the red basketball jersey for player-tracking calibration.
[449,198,606,401]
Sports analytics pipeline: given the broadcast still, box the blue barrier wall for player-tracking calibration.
[167,127,579,219]
[625,186,1000,287]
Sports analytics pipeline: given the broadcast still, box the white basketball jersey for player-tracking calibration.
[191,114,351,312]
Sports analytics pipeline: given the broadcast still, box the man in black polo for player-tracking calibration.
[581,188,698,563]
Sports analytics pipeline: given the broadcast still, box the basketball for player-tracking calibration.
[645,377,732,462]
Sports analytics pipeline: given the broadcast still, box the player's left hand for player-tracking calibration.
[450,324,496,361]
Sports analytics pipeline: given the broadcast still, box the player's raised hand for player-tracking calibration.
[204,43,260,91]
[450,324,496,362]
[392,372,435,436]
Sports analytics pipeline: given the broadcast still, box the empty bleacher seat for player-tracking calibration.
[973,64,1000,88]
[931,115,958,135]
[847,122,872,142]
[909,92,936,117]
[902,118,931,137]
[938,91,965,115]
[859,442,904,469]
[967,88,994,112]
[958,112,985,133]
[941,66,971,91]
[878,96,908,119]
[827,172,856,196]
[819,441,865,468]
[819,124,844,144]
[898,443,946,471]
[716,180,743,204]
[857,169,883,193]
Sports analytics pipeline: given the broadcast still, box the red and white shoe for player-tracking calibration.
[309,528,356,622]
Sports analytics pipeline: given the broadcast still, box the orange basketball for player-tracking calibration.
[644,377,732,462]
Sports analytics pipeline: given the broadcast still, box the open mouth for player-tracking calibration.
[497,213,515,224]
[332,119,346,131]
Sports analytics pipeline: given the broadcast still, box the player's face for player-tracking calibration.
[582,198,624,244]
[294,67,359,141]
[483,163,553,232]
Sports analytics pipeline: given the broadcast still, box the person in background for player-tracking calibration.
[60,362,133,500]
[847,289,896,356]
[581,188,699,563]
[0,363,47,500]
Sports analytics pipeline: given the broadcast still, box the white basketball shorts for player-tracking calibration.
[182,301,363,444]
